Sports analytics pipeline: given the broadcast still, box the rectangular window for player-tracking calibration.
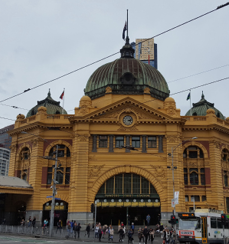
[65,167,70,184]
[224,171,228,187]
[99,136,108,148]
[217,218,223,229]
[47,167,52,184]
[124,174,131,194]
[201,168,205,185]
[115,136,124,148]
[211,217,217,228]
[148,136,157,148]
[56,167,63,184]
[115,174,123,194]
[202,196,206,201]
[184,168,188,185]
[189,151,198,158]
[185,195,189,202]
[133,174,140,194]
[226,197,229,213]
[191,195,200,202]
[141,176,149,194]
[132,136,140,148]
[106,177,114,194]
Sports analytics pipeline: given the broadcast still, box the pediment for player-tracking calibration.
[80,97,175,123]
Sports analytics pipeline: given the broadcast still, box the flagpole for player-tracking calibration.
[62,88,65,114]
[190,89,192,116]
[127,9,128,38]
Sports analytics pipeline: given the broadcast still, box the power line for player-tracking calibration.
[168,64,229,84]
[0,3,228,104]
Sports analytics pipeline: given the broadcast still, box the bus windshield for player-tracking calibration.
[179,218,200,230]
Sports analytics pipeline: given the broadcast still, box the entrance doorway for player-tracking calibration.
[95,173,160,226]
[43,200,68,226]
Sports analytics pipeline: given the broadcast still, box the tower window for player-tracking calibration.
[115,136,124,148]
[132,136,140,148]
[99,136,108,148]
[148,136,157,148]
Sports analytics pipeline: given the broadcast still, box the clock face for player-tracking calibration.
[123,115,133,126]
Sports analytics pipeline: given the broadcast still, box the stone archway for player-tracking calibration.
[182,141,208,159]
[89,165,165,204]
[44,140,72,156]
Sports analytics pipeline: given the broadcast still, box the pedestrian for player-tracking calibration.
[86,223,90,237]
[165,229,170,244]
[42,219,48,234]
[73,222,78,238]
[138,227,144,244]
[32,217,36,227]
[149,228,155,243]
[95,223,99,238]
[76,223,81,238]
[118,227,124,242]
[21,219,25,226]
[28,216,32,227]
[128,228,134,243]
[146,214,151,226]
[67,222,71,237]
[143,226,149,244]
[108,225,114,242]
[131,222,135,234]
[56,219,62,234]
[70,220,74,234]
[98,226,102,242]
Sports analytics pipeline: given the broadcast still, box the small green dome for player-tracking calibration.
[84,38,170,101]
[185,92,225,120]
[26,90,67,118]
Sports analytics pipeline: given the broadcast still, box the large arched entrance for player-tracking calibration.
[95,173,160,225]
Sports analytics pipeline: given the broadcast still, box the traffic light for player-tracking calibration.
[170,215,176,225]
[221,214,226,225]
[91,203,95,213]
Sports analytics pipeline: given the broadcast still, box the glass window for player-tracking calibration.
[150,183,157,194]
[56,167,63,184]
[124,174,131,194]
[189,151,198,158]
[202,196,206,201]
[211,218,217,228]
[224,172,228,187]
[185,195,189,202]
[49,144,71,158]
[226,197,229,213]
[115,136,124,148]
[98,183,105,194]
[148,136,157,148]
[217,219,223,229]
[201,174,205,185]
[191,195,200,202]
[106,177,114,194]
[190,168,198,172]
[184,168,187,173]
[133,174,140,194]
[190,172,199,185]
[132,137,140,148]
[141,177,149,194]
[184,174,188,185]
[115,174,123,194]
[99,136,108,148]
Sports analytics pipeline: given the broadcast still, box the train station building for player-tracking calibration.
[1,37,229,226]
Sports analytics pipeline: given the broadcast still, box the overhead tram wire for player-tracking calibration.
[1,76,229,131]
[0,2,228,104]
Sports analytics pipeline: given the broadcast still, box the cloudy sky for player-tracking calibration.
[0,0,229,128]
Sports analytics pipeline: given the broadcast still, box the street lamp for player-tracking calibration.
[167,137,197,235]
[20,131,58,237]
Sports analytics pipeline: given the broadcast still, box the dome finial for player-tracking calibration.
[201,91,205,100]
[48,89,51,97]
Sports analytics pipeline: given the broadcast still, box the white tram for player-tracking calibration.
[178,209,229,244]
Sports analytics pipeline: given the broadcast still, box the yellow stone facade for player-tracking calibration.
[6,90,229,224]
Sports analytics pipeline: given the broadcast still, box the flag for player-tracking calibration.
[186,92,190,100]
[59,91,64,100]
[122,22,127,40]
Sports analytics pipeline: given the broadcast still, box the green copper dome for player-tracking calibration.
[26,90,67,118]
[185,92,225,120]
[84,38,170,101]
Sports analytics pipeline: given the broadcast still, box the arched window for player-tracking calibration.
[192,112,197,116]
[55,110,60,114]
[190,171,198,185]
[224,171,228,187]
[49,144,70,158]
[183,146,204,159]
[22,173,27,182]
[222,149,229,162]
[20,147,30,160]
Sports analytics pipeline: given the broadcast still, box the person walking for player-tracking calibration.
[32,217,36,228]
[76,223,81,238]
[56,219,62,234]
[27,216,32,227]
[66,222,71,238]
[149,228,155,243]
[70,220,74,234]
[86,223,90,237]
[95,223,99,238]
[108,226,114,242]
[146,214,151,226]
[118,227,124,242]
[131,222,135,234]
[73,222,78,238]
[98,226,102,242]
[143,226,149,244]
[138,228,144,244]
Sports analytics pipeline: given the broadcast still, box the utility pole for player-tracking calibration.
[49,145,58,237]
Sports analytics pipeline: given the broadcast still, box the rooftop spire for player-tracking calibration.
[48,89,51,97]
[201,91,205,100]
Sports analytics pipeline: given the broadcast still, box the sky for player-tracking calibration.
[0,0,229,128]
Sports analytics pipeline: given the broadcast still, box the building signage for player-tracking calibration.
[179,230,194,236]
